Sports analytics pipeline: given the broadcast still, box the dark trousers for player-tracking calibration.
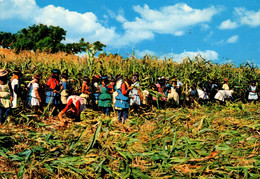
[118,109,128,123]
[0,107,11,124]
[101,107,110,116]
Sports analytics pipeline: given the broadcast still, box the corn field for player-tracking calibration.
[0,48,259,178]
[0,49,259,98]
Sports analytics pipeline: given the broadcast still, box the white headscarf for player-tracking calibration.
[116,79,123,89]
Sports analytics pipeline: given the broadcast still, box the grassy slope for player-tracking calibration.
[0,102,259,178]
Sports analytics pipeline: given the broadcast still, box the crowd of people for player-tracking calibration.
[0,68,258,126]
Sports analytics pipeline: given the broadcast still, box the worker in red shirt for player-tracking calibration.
[114,75,133,123]
[45,69,60,115]
[58,95,86,126]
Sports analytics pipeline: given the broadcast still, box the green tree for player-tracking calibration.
[88,41,106,57]
[1,24,106,56]
[64,38,106,57]
[0,31,15,48]
[64,38,89,54]
[11,24,66,53]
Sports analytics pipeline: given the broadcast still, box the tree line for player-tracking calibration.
[0,24,106,54]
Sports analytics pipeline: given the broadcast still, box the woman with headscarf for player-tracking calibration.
[248,80,258,103]
[98,76,112,116]
[129,72,142,110]
[0,69,13,124]
[10,69,22,109]
[91,75,101,110]
[167,79,180,106]
[80,76,91,106]
[222,78,230,90]
[27,74,41,113]
[153,77,166,108]
[60,70,69,108]
[114,75,133,123]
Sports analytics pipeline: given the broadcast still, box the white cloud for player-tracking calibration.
[114,30,154,47]
[116,9,127,23]
[215,35,239,45]
[215,39,225,46]
[170,50,219,62]
[174,31,184,36]
[107,8,126,23]
[227,35,239,43]
[235,7,260,27]
[0,0,39,20]
[116,15,127,23]
[135,49,156,58]
[201,24,210,31]
[135,49,219,61]
[0,0,117,44]
[219,19,238,29]
[219,8,260,30]
[35,5,117,44]
[123,3,219,35]
[204,31,214,41]
[110,3,221,47]
[0,1,222,49]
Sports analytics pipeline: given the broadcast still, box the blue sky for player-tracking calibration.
[0,0,259,65]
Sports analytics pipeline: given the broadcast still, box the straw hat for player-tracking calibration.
[0,69,8,77]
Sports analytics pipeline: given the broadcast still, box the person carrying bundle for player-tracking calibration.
[222,78,230,90]
[214,79,234,103]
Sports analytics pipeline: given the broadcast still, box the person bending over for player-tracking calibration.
[58,95,85,126]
